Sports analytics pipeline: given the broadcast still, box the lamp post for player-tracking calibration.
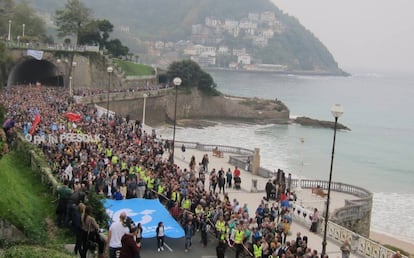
[8,20,12,41]
[321,104,344,256]
[22,23,25,37]
[69,76,73,98]
[106,66,114,123]
[171,77,182,163]
[70,61,77,97]
[142,93,148,126]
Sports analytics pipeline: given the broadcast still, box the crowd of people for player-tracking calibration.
[1,84,331,258]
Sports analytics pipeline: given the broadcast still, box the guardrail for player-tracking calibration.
[176,140,254,155]
[75,87,172,104]
[3,40,99,53]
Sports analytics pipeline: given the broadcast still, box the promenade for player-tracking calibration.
[172,146,363,258]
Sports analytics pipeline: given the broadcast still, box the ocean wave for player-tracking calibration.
[371,192,414,242]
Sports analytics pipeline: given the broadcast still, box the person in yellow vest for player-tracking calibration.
[216,224,228,258]
[233,222,245,258]
[181,196,191,210]
[120,159,127,171]
[194,204,204,231]
[157,184,165,203]
[171,188,181,204]
[215,216,225,239]
[253,239,264,258]
[105,147,113,158]
[111,154,119,165]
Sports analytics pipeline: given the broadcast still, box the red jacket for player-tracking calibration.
[120,234,140,258]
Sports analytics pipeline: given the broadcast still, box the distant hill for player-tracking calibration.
[28,0,346,75]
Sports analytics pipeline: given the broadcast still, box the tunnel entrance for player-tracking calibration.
[7,57,64,87]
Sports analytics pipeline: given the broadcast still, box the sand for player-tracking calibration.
[370,231,414,255]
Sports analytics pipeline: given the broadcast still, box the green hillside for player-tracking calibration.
[27,0,345,74]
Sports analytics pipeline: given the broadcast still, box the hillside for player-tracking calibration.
[28,0,346,74]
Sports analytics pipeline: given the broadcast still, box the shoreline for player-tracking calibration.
[370,230,414,255]
[206,66,350,77]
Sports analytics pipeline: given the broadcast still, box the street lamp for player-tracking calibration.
[69,76,73,98]
[106,66,114,123]
[8,20,12,41]
[70,61,77,97]
[142,93,148,126]
[22,24,25,37]
[321,104,344,256]
[171,77,182,163]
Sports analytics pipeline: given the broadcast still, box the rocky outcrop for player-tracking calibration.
[0,218,25,243]
[292,116,350,130]
[94,88,290,126]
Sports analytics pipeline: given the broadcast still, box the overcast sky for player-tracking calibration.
[271,0,414,72]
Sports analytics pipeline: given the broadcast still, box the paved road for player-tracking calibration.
[139,232,234,258]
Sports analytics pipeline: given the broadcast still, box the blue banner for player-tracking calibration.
[104,199,184,238]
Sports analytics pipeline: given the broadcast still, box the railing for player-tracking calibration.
[75,87,172,104]
[291,202,407,258]
[3,40,99,53]
[291,179,373,223]
[125,75,156,80]
[176,140,254,155]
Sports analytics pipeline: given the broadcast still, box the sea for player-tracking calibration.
[162,69,414,243]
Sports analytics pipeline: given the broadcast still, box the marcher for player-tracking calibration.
[120,227,141,258]
[200,216,208,247]
[80,206,106,258]
[233,223,245,258]
[56,179,72,227]
[135,223,143,244]
[72,203,86,256]
[184,220,194,252]
[156,221,165,252]
[108,211,130,258]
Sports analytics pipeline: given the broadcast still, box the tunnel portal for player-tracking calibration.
[7,57,64,87]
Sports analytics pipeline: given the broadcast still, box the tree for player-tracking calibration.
[0,42,14,87]
[106,39,129,58]
[167,60,219,96]
[0,0,14,36]
[78,19,113,47]
[97,19,113,47]
[55,0,92,45]
[12,1,46,38]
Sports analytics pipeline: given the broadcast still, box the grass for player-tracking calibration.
[2,245,75,258]
[0,150,73,248]
[113,59,154,76]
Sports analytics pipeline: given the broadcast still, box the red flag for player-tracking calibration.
[29,114,41,135]
[65,112,82,122]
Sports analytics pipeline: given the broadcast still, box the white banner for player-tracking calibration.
[27,49,44,60]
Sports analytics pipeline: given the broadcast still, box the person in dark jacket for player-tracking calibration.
[120,227,141,258]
